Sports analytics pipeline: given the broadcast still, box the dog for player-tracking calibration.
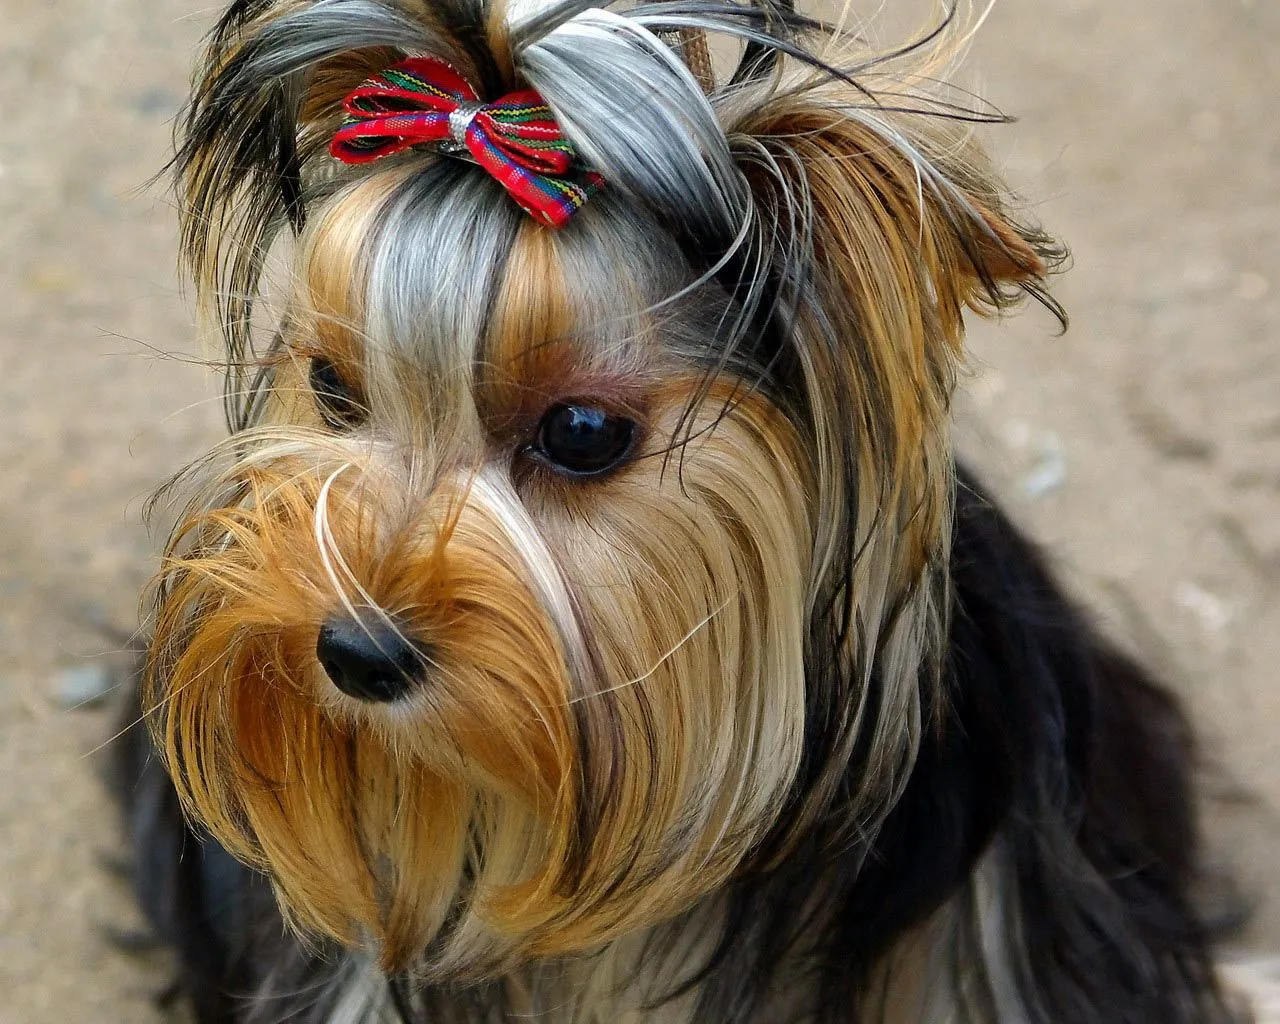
[115,0,1244,1020]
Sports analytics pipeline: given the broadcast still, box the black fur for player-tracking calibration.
[113,469,1241,1022]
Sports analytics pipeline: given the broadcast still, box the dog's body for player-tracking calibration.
[119,0,1241,1020]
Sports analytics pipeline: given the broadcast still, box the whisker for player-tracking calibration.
[567,594,735,704]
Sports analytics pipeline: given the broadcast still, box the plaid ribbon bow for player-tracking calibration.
[330,57,603,228]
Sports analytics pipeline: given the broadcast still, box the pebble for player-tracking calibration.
[1003,422,1068,499]
[1021,438,1068,499]
[1173,581,1233,634]
[54,663,116,710]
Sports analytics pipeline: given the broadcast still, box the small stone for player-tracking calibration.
[1020,433,1067,499]
[54,663,116,710]
[1180,258,1231,292]
[132,87,181,115]
[1174,582,1233,634]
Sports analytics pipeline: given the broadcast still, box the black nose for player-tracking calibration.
[315,615,428,703]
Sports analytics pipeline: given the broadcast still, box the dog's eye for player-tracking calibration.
[309,357,365,429]
[533,404,636,478]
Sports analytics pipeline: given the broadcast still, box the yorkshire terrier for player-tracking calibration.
[116,0,1244,1020]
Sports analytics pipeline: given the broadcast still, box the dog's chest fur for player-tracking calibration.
[323,852,1023,1024]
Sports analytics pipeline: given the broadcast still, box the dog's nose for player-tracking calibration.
[315,615,428,703]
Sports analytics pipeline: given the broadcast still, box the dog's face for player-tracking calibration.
[147,0,1054,979]
[158,181,814,971]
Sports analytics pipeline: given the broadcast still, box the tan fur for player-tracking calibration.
[150,1,1057,1011]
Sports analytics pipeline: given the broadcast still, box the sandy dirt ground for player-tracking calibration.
[0,0,1275,1021]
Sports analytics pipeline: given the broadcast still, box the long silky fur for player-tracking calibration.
[126,0,1245,1021]
[121,471,1242,1022]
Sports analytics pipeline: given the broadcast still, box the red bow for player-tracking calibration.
[330,57,602,228]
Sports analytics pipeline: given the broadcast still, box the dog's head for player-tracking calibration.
[147,0,1059,978]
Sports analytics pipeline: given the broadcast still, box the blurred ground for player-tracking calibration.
[0,0,1275,1021]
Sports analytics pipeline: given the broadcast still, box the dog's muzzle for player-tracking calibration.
[316,614,429,703]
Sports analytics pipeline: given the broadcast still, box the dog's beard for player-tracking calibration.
[148,364,814,976]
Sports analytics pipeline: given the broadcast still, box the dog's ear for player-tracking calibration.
[729,98,1064,546]
[727,95,1064,577]
[968,199,1050,284]
[735,101,1060,343]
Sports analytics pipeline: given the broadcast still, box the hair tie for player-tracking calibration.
[330,57,603,228]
